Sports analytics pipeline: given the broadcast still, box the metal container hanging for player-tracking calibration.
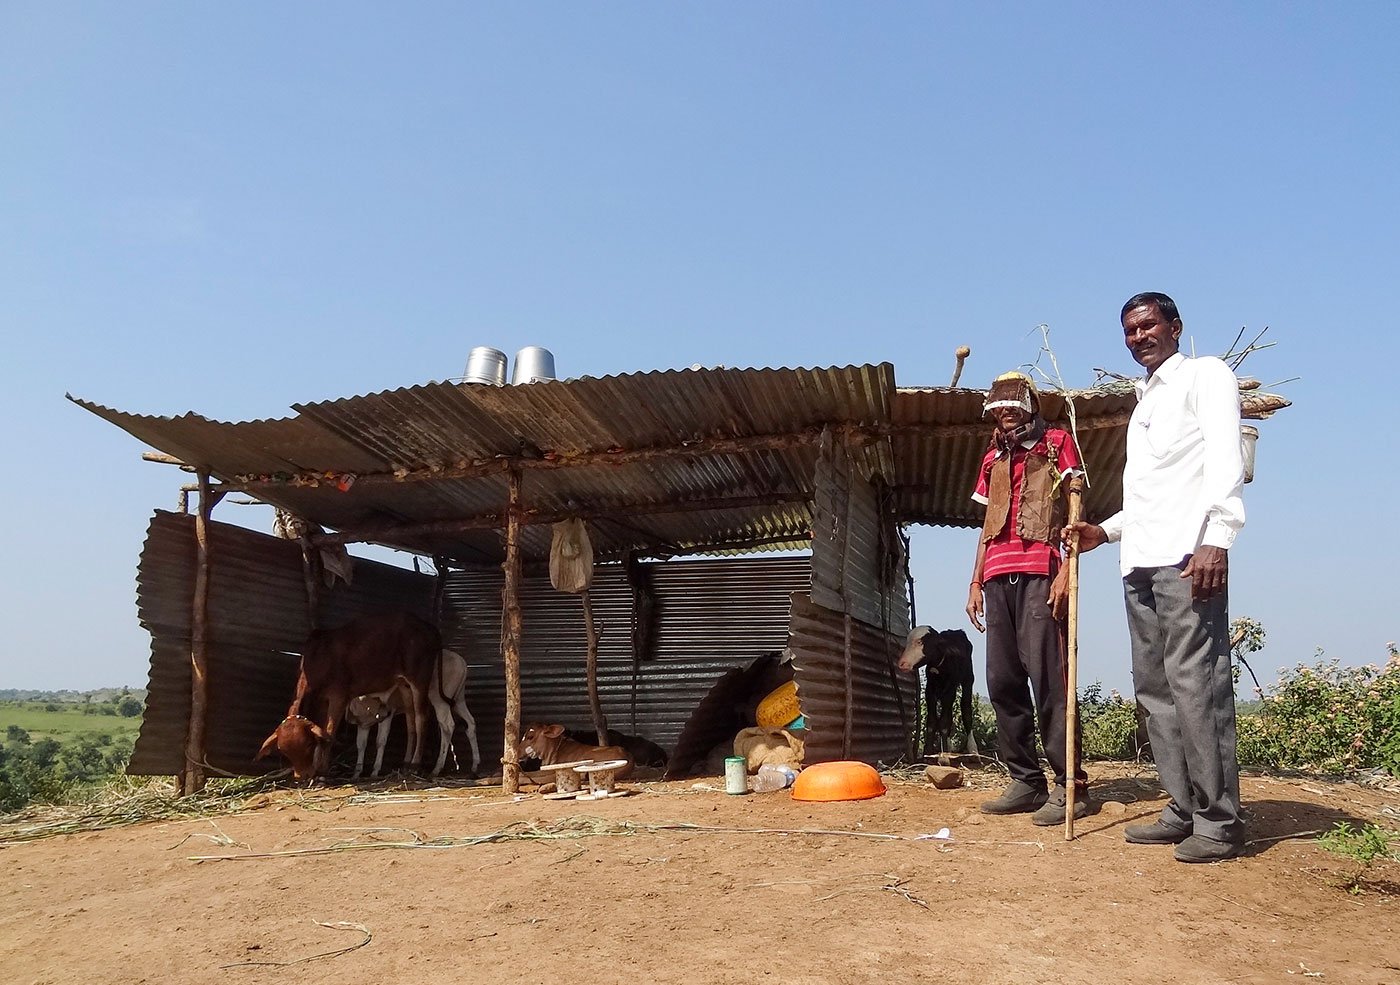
[1240,425,1259,483]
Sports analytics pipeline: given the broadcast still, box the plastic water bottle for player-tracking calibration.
[750,764,797,792]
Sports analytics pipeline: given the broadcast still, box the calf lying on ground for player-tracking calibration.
[563,727,668,768]
[517,722,633,779]
[898,626,978,756]
[345,649,482,778]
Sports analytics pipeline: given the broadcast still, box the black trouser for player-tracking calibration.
[983,573,1085,789]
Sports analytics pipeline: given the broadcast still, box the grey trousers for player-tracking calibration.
[1124,565,1244,843]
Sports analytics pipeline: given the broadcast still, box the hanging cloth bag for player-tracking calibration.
[549,517,594,594]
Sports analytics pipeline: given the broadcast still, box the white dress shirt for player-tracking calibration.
[1098,352,1246,575]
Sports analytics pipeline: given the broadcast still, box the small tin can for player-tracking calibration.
[724,756,748,795]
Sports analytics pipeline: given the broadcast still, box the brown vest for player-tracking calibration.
[980,440,1066,546]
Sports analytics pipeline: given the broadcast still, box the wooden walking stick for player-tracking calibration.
[1064,474,1084,840]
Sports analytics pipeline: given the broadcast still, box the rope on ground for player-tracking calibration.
[220,920,371,969]
[186,815,1035,862]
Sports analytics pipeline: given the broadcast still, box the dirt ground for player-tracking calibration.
[2,763,1398,985]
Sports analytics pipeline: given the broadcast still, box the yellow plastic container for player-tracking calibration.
[756,680,801,729]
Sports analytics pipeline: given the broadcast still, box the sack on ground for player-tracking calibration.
[733,726,805,771]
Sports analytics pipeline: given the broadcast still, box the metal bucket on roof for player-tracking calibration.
[463,346,508,385]
[511,346,556,384]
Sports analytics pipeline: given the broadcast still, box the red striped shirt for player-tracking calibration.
[972,427,1081,580]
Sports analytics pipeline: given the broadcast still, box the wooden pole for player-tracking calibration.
[298,540,320,633]
[237,411,1209,494]
[582,589,608,746]
[181,469,213,796]
[307,491,807,549]
[1064,475,1084,840]
[501,469,523,794]
[842,613,854,760]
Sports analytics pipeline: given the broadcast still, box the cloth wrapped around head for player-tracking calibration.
[983,371,1040,416]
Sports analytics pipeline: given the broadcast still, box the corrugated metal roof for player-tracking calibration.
[890,383,1290,528]
[76,365,1288,566]
[71,364,894,564]
[889,386,1135,527]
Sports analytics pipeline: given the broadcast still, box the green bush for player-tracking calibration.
[1078,683,1142,760]
[969,693,998,754]
[0,731,134,813]
[1237,644,1400,776]
[1317,821,1400,893]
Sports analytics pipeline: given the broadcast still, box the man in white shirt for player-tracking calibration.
[1069,292,1247,863]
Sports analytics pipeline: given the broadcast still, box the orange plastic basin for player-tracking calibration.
[790,760,887,802]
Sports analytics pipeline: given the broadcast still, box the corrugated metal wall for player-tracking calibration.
[129,507,918,776]
[793,434,916,766]
[129,511,434,776]
[810,433,910,638]
[788,592,918,766]
[440,555,813,758]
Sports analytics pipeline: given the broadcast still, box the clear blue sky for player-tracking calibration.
[2,4,1395,693]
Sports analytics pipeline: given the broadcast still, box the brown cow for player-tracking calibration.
[517,722,633,780]
[257,611,441,782]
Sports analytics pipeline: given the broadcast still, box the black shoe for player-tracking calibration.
[979,779,1049,815]
[1031,785,1090,826]
[1174,834,1245,863]
[1124,820,1192,845]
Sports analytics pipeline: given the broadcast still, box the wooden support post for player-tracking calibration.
[842,613,854,760]
[582,589,608,746]
[433,555,451,624]
[181,469,213,796]
[298,540,320,633]
[501,469,524,794]
[1065,475,1085,840]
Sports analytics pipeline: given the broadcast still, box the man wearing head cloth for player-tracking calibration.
[967,371,1088,824]
[1069,292,1247,862]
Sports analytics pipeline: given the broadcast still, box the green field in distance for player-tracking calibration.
[0,702,143,741]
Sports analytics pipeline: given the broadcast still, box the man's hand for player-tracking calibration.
[1180,545,1228,601]
[966,583,985,634]
[1048,565,1071,620]
[1063,521,1107,554]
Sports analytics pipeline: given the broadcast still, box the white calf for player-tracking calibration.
[344,649,481,778]
[345,688,405,778]
[431,648,481,775]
